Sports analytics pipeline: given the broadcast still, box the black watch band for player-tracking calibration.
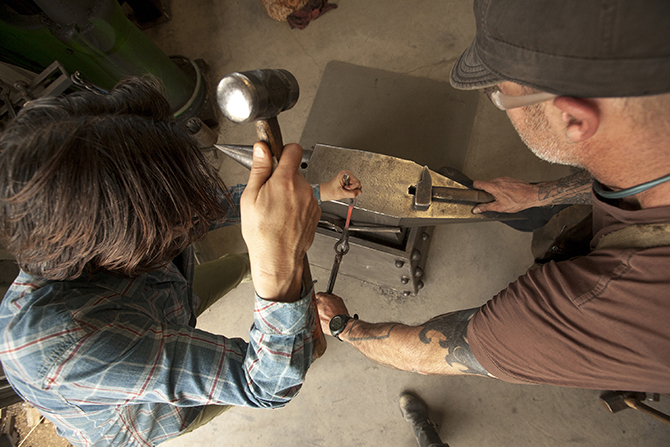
[329,313,359,341]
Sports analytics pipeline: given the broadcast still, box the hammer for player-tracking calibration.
[599,391,670,426]
[216,69,298,159]
[411,166,495,211]
[216,69,327,358]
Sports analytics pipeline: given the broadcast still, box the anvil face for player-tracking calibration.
[302,144,495,228]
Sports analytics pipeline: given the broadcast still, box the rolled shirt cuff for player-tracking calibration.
[253,282,315,336]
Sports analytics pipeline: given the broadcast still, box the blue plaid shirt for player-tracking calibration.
[0,184,319,446]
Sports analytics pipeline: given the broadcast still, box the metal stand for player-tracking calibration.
[311,223,433,297]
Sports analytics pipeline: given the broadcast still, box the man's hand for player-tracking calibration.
[472,177,540,214]
[315,292,350,336]
[472,171,593,213]
[241,142,321,302]
[319,171,362,202]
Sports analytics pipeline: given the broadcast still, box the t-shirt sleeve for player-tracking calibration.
[467,251,670,392]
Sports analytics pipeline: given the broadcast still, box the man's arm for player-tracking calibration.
[241,142,321,302]
[316,293,494,377]
[472,170,593,214]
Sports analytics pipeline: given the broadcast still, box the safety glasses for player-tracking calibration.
[484,86,557,110]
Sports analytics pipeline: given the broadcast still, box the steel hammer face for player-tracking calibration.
[216,69,299,124]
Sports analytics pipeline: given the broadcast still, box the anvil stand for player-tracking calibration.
[311,207,433,297]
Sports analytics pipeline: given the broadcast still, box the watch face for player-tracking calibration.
[330,315,345,332]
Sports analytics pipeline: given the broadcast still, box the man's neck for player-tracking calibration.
[591,167,670,210]
[564,94,670,210]
[628,180,670,209]
[582,132,670,209]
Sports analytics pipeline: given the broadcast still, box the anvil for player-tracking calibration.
[214,143,520,228]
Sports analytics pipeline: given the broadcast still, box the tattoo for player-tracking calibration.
[537,171,593,205]
[418,308,491,377]
[347,321,399,341]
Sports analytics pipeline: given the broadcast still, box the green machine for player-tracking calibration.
[0,0,211,123]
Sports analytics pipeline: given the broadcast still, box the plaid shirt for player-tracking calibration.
[0,184,318,446]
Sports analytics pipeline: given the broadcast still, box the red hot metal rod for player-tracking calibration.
[325,174,355,294]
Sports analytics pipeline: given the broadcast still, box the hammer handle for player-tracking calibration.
[254,117,328,360]
[255,117,284,160]
[432,186,495,204]
[624,398,670,425]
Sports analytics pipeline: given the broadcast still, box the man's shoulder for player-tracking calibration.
[472,244,670,390]
[524,246,670,303]
[0,277,80,386]
[2,271,130,317]
[0,271,159,387]
[0,272,142,355]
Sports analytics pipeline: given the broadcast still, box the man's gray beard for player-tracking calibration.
[510,105,583,168]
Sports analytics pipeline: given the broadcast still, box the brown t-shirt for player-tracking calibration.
[469,193,670,393]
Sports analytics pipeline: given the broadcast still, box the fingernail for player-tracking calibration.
[472,207,481,214]
[253,146,265,159]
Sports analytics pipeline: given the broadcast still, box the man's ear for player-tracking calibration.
[552,97,600,143]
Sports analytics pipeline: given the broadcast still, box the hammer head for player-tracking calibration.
[412,166,433,211]
[216,69,299,124]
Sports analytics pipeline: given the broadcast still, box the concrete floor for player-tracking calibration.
[148,1,670,446]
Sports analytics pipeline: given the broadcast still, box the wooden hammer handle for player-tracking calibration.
[254,117,327,360]
[255,117,284,160]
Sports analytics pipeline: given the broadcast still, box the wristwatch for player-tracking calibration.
[329,314,358,341]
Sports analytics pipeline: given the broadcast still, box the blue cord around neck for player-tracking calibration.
[594,173,670,199]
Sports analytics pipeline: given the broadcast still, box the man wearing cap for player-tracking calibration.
[315,0,670,408]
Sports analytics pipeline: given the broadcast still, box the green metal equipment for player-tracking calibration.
[0,0,207,120]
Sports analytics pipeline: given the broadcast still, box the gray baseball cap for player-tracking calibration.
[450,0,670,97]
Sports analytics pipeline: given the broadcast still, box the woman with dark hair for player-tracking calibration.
[0,77,360,446]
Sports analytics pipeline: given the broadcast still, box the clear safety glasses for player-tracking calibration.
[484,86,557,110]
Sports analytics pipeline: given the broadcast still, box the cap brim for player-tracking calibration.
[450,40,504,90]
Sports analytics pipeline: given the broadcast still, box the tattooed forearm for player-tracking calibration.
[338,310,494,377]
[347,321,399,341]
[418,308,493,377]
[537,171,593,205]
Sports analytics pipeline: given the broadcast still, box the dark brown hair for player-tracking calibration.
[0,77,231,280]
